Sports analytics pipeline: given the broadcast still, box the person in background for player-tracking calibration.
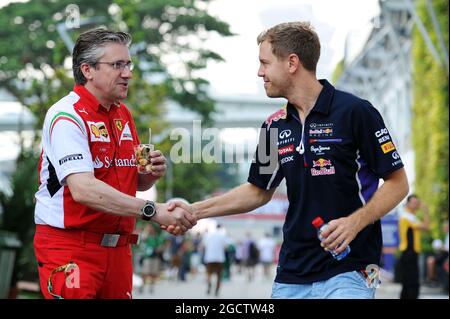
[398,194,430,299]
[202,224,228,297]
[139,223,165,293]
[258,232,277,278]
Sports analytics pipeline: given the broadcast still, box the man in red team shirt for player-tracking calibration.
[34,28,195,299]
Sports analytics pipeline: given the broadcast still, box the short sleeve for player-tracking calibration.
[352,101,404,178]
[247,123,284,190]
[44,111,94,185]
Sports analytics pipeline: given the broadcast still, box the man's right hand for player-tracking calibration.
[154,202,196,235]
[162,201,195,235]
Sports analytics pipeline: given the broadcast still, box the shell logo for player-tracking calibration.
[91,124,101,138]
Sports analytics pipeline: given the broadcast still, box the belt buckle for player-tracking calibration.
[101,234,120,247]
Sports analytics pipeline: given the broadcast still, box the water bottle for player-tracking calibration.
[312,216,350,261]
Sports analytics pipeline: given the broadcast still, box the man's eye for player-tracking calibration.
[114,62,125,69]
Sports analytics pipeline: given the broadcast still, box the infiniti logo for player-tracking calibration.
[279,130,292,139]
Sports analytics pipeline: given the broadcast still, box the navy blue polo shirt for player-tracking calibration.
[248,79,404,284]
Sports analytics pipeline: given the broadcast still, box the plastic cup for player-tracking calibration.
[134,144,154,174]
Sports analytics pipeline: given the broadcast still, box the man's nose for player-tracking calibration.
[121,67,132,78]
[257,67,264,77]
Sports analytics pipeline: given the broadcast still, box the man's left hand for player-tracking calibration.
[148,150,166,179]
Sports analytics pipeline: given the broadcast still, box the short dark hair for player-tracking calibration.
[407,194,418,203]
[257,21,321,72]
[72,28,132,85]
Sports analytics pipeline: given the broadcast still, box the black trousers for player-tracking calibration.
[399,250,419,299]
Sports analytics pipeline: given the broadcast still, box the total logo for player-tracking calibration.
[310,158,336,176]
[392,151,400,160]
[278,144,295,155]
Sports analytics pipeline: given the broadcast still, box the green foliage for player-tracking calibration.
[0,150,40,283]
[0,0,233,126]
[331,59,344,84]
[412,0,449,246]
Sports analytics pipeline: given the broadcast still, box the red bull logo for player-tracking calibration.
[312,158,332,168]
[309,128,333,135]
[311,158,335,176]
[265,105,287,129]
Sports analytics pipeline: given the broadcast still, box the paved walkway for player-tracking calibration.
[133,265,448,299]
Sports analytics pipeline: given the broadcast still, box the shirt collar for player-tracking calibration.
[73,85,119,113]
[313,79,335,115]
[286,79,335,119]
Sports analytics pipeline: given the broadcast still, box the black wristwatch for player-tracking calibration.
[140,200,156,221]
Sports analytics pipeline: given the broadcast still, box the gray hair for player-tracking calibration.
[72,28,132,85]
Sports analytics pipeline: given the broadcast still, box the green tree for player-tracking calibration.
[0,150,40,285]
[412,0,448,243]
[0,0,232,126]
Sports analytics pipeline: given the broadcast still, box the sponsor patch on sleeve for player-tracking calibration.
[381,141,395,153]
[59,154,83,165]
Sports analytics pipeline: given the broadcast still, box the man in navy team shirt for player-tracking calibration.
[167,21,409,299]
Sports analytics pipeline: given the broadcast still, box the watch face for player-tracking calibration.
[142,201,155,219]
[144,205,154,216]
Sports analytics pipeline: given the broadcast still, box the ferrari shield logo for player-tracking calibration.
[115,120,123,131]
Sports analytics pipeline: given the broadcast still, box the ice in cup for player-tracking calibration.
[134,144,154,174]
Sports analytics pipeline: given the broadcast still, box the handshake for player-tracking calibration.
[152,200,196,236]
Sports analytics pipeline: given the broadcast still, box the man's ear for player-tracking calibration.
[288,53,301,74]
[80,63,94,81]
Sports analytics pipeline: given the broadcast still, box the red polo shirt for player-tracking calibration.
[35,85,140,234]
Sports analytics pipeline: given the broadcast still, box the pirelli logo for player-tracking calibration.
[59,154,83,165]
[381,142,395,154]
